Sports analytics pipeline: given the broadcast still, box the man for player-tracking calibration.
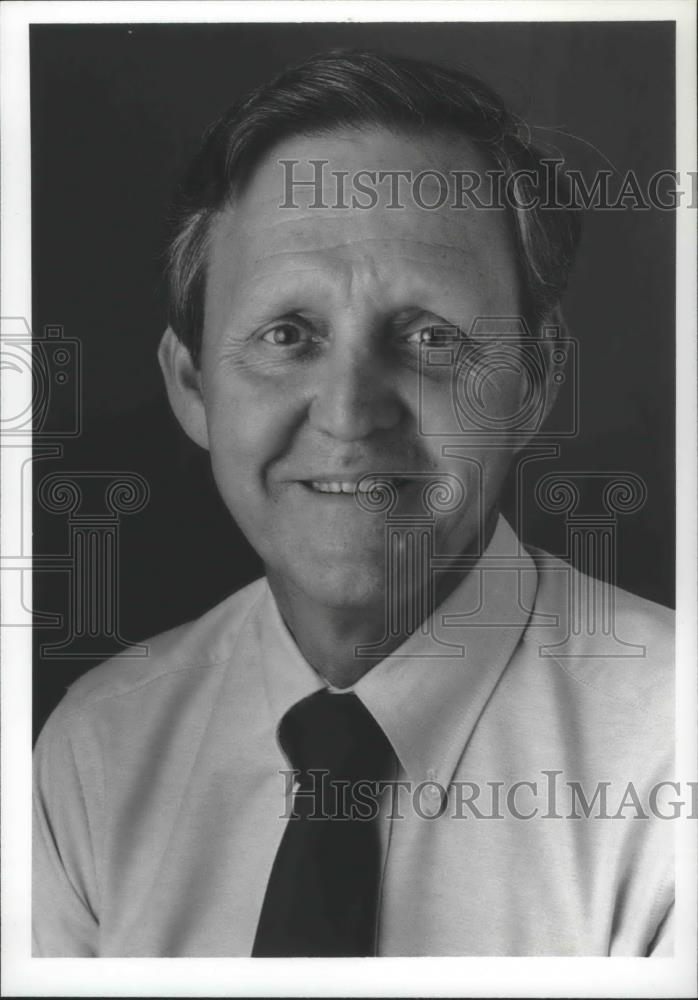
[33,49,674,956]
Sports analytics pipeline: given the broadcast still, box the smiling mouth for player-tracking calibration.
[300,477,413,496]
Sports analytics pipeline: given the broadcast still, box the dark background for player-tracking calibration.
[32,21,675,738]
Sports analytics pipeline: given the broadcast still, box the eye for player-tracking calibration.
[260,322,309,346]
[405,324,462,346]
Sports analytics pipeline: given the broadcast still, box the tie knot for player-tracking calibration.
[279,690,393,786]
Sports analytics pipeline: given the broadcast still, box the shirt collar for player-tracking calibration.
[258,514,538,790]
[258,588,326,728]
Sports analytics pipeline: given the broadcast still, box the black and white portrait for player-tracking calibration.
[1,3,695,997]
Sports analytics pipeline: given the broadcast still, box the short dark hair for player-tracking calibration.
[165,48,581,365]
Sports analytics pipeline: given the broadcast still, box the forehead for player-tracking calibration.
[206,128,519,311]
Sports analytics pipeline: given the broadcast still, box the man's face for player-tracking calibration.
[196,128,528,609]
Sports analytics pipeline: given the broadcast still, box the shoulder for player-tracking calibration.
[525,545,674,722]
[45,577,268,724]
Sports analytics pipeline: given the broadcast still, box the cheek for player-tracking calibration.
[417,367,526,441]
[476,366,530,424]
[420,372,518,522]
[202,377,293,499]
[423,351,533,437]
[203,389,283,544]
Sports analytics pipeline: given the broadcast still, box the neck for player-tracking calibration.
[268,509,499,689]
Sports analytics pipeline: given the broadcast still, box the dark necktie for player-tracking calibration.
[252,689,394,957]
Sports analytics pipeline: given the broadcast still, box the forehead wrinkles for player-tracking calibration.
[211,200,513,285]
[206,128,520,312]
[223,131,515,257]
[235,176,511,242]
[207,224,518,329]
[211,220,497,312]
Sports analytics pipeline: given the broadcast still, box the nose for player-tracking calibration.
[308,340,404,442]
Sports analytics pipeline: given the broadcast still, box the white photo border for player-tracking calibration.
[2,1,696,996]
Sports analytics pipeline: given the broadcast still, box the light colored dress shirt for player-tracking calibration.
[33,516,674,956]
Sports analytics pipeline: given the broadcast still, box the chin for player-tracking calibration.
[289,559,388,611]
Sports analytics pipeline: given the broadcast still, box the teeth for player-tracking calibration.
[308,479,404,494]
[311,481,361,494]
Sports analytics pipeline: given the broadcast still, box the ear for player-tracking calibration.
[157,327,209,451]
